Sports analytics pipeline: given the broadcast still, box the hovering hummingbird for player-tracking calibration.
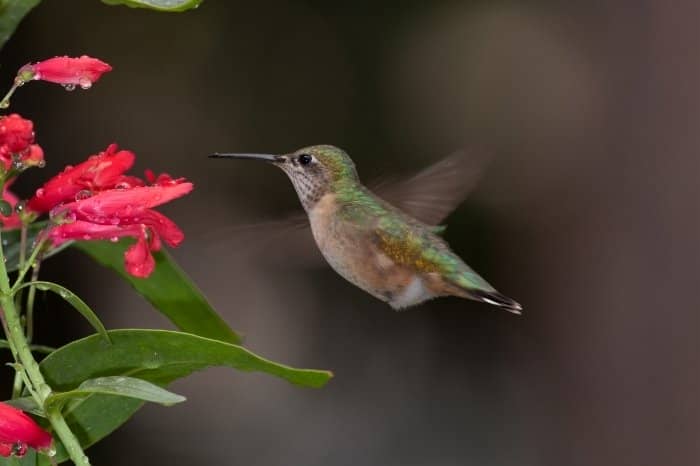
[210,145,522,314]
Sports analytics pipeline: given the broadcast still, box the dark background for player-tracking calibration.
[1,1,698,465]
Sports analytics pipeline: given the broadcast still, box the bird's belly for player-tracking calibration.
[309,201,436,309]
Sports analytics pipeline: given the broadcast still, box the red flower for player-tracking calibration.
[31,144,192,277]
[19,55,112,89]
[28,144,136,213]
[0,114,44,171]
[0,402,52,457]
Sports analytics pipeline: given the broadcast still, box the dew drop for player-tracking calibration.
[62,83,76,92]
[35,188,45,198]
[110,236,119,242]
[44,445,57,457]
[36,159,46,168]
[11,442,27,457]
[75,189,93,201]
[78,77,92,89]
[12,159,24,170]
[115,181,131,190]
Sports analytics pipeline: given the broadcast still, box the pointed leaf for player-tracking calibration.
[0,0,41,50]
[14,281,111,344]
[75,239,241,344]
[45,376,185,413]
[100,0,203,12]
[38,329,331,463]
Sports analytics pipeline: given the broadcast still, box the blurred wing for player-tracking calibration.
[371,150,488,225]
[202,212,324,268]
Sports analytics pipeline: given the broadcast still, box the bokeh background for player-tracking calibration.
[1,1,698,465]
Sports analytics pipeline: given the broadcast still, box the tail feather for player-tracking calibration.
[469,289,523,315]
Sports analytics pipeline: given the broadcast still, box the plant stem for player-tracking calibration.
[46,411,87,466]
[0,231,90,466]
[19,223,27,270]
[12,238,45,291]
[26,260,40,343]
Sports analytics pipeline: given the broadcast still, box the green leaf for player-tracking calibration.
[0,0,41,50]
[45,376,185,413]
[3,221,70,273]
[3,396,43,417]
[100,0,202,12]
[38,329,331,463]
[75,240,242,344]
[14,281,111,344]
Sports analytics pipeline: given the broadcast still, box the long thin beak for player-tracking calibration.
[209,153,282,162]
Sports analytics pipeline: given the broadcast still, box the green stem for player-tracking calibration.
[26,260,40,343]
[0,232,90,466]
[12,238,45,291]
[19,223,27,270]
[0,82,19,109]
[46,411,87,466]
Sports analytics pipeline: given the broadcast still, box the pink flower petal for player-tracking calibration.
[0,402,52,456]
[28,144,135,213]
[124,229,155,278]
[23,55,112,87]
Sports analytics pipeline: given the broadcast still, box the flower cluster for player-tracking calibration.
[0,113,45,227]
[0,402,52,457]
[29,144,193,277]
[0,56,192,278]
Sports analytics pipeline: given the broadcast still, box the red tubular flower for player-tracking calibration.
[19,55,112,89]
[31,144,193,278]
[0,402,52,457]
[0,114,44,171]
[28,144,136,213]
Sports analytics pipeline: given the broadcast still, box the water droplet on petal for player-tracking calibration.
[78,77,92,89]
[35,188,45,198]
[12,159,24,170]
[62,83,76,91]
[36,159,46,168]
[110,236,119,242]
[75,189,93,201]
[115,181,131,190]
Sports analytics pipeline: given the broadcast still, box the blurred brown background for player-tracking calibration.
[1,1,698,465]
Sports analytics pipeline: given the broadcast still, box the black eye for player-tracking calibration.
[298,153,313,166]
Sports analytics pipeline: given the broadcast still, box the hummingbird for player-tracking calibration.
[210,145,522,314]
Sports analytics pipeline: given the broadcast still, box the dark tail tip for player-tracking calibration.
[471,290,523,315]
